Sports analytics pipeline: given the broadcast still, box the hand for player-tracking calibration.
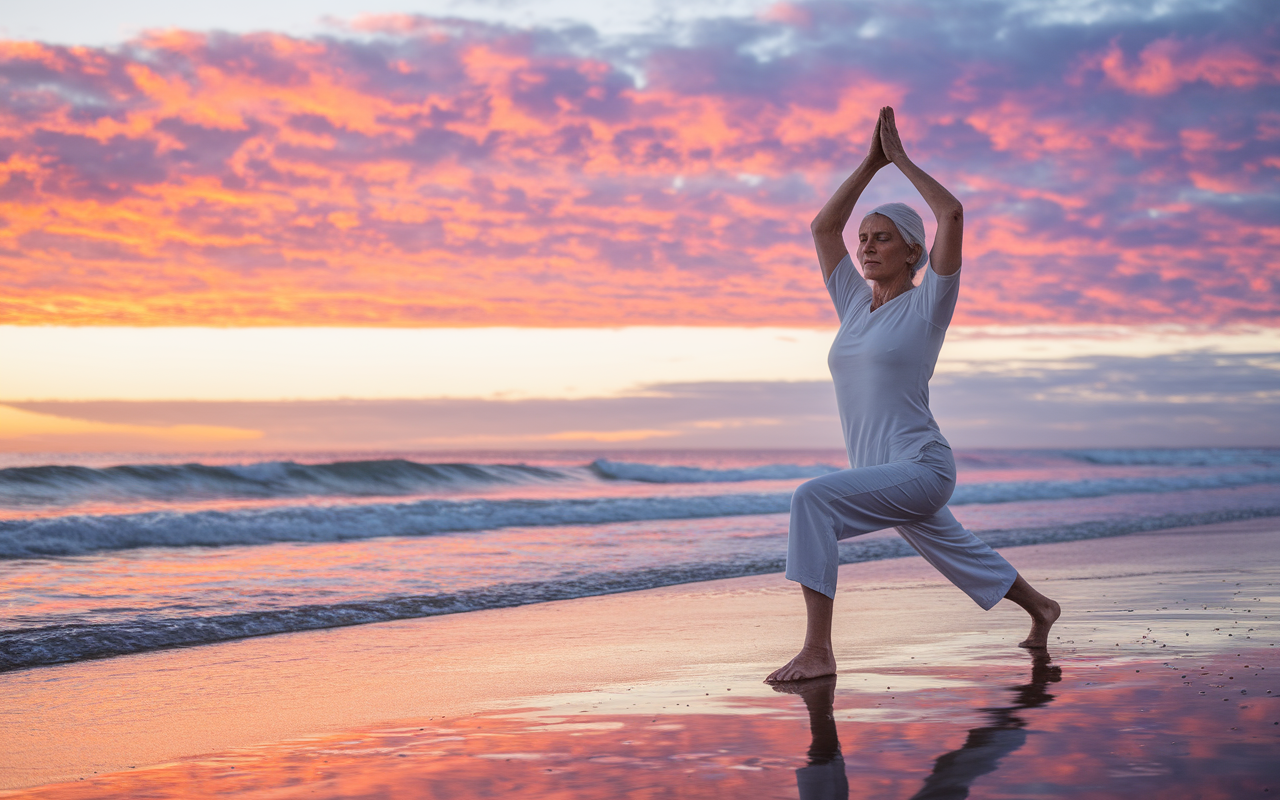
[865,115,890,170]
[878,106,908,163]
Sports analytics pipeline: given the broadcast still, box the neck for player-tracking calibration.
[870,271,914,310]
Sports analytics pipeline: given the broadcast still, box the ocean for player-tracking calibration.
[2,447,1278,673]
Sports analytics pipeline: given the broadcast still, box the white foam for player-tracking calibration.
[590,459,840,483]
[4,504,1276,673]
[1067,449,1280,467]
[0,493,795,558]
[5,467,1280,559]
[0,459,573,508]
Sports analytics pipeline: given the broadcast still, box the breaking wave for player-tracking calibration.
[6,449,1277,510]
[3,504,1275,673]
[1066,448,1280,468]
[5,469,1280,559]
[0,459,572,508]
[589,459,840,483]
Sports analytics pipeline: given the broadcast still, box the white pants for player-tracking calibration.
[786,443,1017,610]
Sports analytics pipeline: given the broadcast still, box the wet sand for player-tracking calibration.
[2,517,1279,797]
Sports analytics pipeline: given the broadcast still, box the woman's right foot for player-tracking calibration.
[765,647,837,683]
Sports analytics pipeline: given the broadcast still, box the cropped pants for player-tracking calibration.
[786,443,1017,610]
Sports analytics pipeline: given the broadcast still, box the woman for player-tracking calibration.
[766,107,1060,684]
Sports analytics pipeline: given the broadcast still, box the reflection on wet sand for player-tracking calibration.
[909,651,1060,799]
[774,675,849,800]
[776,652,1061,800]
[14,646,1280,799]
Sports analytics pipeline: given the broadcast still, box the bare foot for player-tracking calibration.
[765,646,836,683]
[769,672,837,699]
[1018,598,1061,649]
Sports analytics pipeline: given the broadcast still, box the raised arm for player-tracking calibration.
[810,116,890,282]
[877,107,964,277]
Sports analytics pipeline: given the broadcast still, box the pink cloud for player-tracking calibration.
[0,5,1275,327]
[1087,38,1280,96]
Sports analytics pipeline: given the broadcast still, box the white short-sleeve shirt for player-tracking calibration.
[825,253,960,468]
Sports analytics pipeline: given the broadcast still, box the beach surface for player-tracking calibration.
[3,517,1279,797]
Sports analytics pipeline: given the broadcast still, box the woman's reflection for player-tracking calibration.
[772,651,1061,800]
[909,651,1061,800]
[773,674,849,800]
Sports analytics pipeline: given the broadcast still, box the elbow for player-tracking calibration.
[810,214,838,236]
[944,203,963,225]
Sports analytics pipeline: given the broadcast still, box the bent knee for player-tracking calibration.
[790,476,832,510]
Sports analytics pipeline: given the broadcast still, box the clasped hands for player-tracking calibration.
[866,106,908,170]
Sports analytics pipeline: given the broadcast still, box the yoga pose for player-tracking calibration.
[766,107,1060,684]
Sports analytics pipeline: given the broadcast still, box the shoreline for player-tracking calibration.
[6,507,1276,674]
[2,516,1279,792]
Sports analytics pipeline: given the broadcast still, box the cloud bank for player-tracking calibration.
[6,350,1278,451]
[0,0,1276,326]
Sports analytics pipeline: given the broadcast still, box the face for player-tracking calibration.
[857,214,919,283]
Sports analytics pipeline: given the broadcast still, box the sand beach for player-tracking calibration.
[3,516,1278,798]
[4,0,1276,796]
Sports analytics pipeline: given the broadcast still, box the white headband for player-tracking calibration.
[864,202,929,276]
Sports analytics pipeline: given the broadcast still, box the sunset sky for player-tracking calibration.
[1,0,1276,453]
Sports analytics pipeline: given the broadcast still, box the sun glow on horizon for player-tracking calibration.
[2,325,1275,402]
[1,2,1275,453]
[0,405,262,445]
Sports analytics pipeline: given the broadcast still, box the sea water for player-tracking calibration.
[2,448,1278,671]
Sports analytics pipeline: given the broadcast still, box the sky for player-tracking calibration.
[0,0,1276,453]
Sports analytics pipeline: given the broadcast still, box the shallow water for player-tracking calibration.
[7,649,1276,798]
[3,543,1279,798]
[2,448,1279,672]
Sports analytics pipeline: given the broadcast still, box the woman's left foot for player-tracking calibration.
[1018,598,1061,649]
[765,646,837,683]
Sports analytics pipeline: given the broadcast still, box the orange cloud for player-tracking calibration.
[0,13,1275,328]
[1089,38,1280,96]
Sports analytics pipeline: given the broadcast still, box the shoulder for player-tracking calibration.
[825,253,859,283]
[923,264,961,285]
[909,265,961,328]
[826,253,871,299]
[917,265,961,301]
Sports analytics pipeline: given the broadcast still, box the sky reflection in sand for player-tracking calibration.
[6,539,1279,797]
[8,644,1277,800]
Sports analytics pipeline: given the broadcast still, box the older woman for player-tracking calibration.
[766,107,1060,684]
